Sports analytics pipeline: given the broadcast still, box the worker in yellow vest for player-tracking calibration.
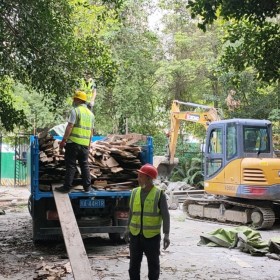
[128,164,170,280]
[55,91,94,193]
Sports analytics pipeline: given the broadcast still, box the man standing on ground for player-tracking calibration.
[55,91,94,193]
[128,163,170,280]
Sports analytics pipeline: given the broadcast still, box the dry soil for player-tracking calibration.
[0,187,280,280]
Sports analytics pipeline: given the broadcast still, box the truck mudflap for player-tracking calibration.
[183,194,276,229]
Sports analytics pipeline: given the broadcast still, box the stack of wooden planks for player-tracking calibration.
[38,133,147,190]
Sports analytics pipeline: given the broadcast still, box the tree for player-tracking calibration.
[188,0,280,83]
[0,0,119,131]
[156,0,226,117]
[95,0,163,135]
[0,77,27,131]
[219,69,280,120]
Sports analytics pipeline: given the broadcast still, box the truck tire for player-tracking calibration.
[32,198,62,244]
[108,232,122,243]
[28,195,33,217]
[108,218,127,243]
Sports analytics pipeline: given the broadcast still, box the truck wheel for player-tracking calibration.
[28,195,33,217]
[108,218,127,243]
[33,235,62,245]
[108,232,121,243]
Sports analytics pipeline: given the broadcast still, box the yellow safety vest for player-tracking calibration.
[129,186,162,238]
[68,105,94,146]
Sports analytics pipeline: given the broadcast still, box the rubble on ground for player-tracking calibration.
[155,179,202,210]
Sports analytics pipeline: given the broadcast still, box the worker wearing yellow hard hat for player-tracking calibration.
[74,78,97,112]
[55,89,95,193]
[73,90,87,102]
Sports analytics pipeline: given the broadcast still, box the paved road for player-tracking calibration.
[1,186,280,279]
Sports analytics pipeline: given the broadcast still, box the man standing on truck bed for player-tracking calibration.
[55,91,94,193]
[128,163,170,280]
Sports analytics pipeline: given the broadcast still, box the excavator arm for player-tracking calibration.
[155,100,220,178]
[168,100,220,163]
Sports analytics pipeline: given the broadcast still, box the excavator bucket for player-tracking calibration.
[153,156,179,179]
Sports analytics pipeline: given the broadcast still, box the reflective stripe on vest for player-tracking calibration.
[68,105,94,146]
[129,186,162,238]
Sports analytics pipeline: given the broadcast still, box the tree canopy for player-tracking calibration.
[0,0,279,148]
[187,0,280,83]
[0,0,119,131]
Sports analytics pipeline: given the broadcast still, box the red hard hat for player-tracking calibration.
[138,164,158,179]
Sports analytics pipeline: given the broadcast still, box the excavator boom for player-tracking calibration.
[155,100,220,178]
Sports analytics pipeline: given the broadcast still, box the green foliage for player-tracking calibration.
[221,21,280,82]
[0,78,72,134]
[0,77,28,131]
[1,0,279,140]
[188,0,279,28]
[153,133,169,156]
[187,0,280,82]
[170,155,204,188]
[94,0,163,135]
[1,0,77,100]
[168,134,204,188]
[0,0,119,131]
[220,70,279,120]
[270,107,280,150]
[156,1,225,112]
[269,109,280,123]
[13,83,70,132]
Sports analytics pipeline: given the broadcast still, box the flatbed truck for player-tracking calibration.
[28,135,153,243]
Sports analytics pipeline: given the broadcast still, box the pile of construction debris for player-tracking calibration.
[38,133,147,191]
[157,180,204,210]
[34,262,72,280]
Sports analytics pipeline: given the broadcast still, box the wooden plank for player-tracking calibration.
[102,156,119,168]
[52,184,93,280]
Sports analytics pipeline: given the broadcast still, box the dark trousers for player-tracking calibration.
[129,233,161,280]
[64,142,91,190]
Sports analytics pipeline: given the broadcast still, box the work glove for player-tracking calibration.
[163,234,170,250]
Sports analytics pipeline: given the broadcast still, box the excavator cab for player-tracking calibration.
[204,119,275,198]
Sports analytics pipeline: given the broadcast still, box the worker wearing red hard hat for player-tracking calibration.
[55,90,94,193]
[127,163,170,280]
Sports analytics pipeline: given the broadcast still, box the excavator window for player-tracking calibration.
[226,124,237,160]
[206,128,223,177]
[243,126,270,153]
[208,129,223,154]
[244,131,257,152]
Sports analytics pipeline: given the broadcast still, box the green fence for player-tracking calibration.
[1,151,15,186]
[0,135,30,186]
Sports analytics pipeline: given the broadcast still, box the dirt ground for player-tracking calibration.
[0,186,280,280]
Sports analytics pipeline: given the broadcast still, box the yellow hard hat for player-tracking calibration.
[73,90,87,102]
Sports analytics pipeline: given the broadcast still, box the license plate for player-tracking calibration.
[79,199,105,208]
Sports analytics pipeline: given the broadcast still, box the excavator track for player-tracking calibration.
[183,194,275,229]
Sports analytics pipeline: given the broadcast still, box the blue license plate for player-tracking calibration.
[79,199,105,208]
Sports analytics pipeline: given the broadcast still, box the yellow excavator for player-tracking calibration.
[155,100,280,229]
[154,100,221,177]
